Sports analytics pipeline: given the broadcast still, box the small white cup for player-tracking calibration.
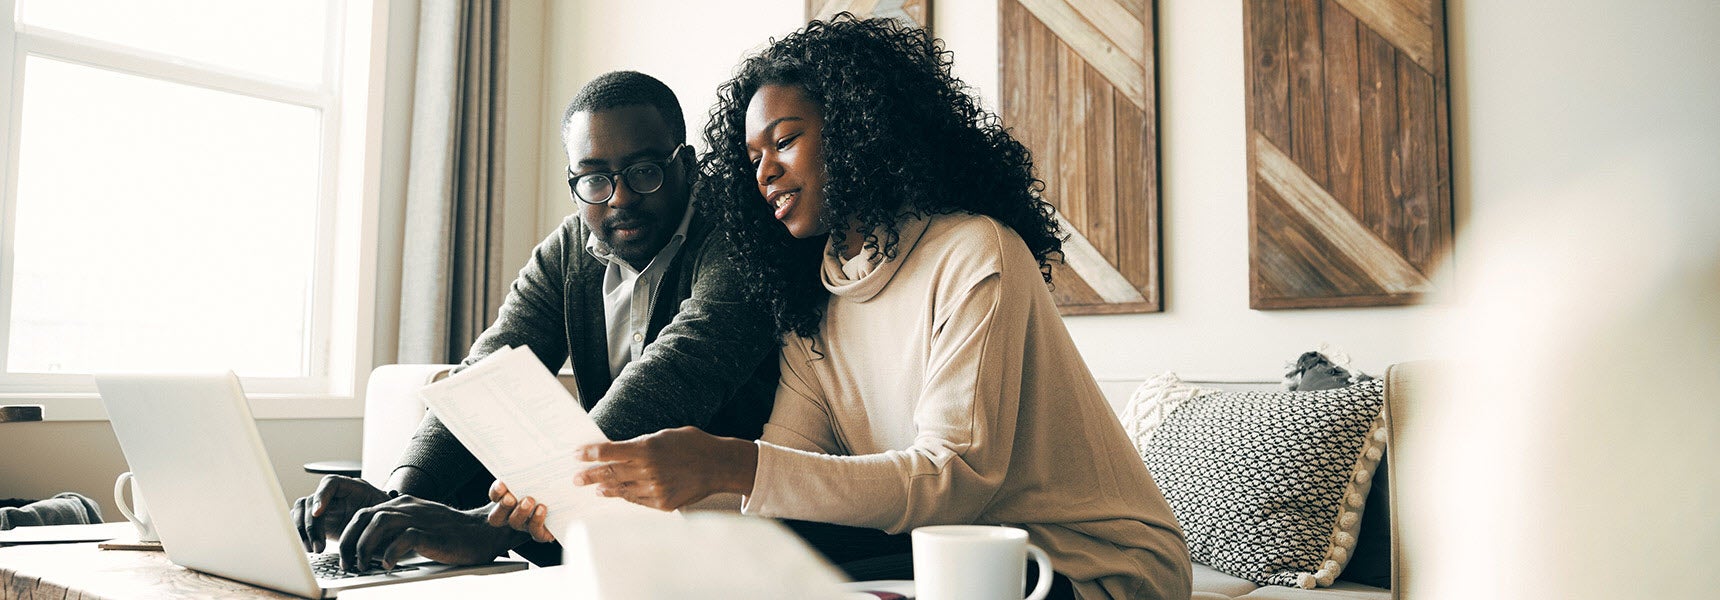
[113,471,160,543]
[912,525,1053,600]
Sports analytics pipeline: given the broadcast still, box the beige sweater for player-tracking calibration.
[741,213,1192,599]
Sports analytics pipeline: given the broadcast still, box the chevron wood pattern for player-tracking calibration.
[1002,0,1161,314]
[807,0,930,30]
[1246,0,1452,309]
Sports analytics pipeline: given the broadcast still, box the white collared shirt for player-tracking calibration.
[583,202,696,379]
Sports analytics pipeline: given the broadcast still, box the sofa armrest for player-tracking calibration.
[359,364,456,486]
[1383,360,1443,600]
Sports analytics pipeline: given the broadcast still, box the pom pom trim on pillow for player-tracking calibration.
[1310,410,1387,588]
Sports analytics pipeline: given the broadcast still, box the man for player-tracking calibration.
[290,71,780,571]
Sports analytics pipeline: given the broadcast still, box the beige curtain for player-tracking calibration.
[398,0,508,364]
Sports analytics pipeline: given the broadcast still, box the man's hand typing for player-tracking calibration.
[292,475,390,553]
[337,495,521,572]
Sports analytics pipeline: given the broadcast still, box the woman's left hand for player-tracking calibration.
[574,426,758,511]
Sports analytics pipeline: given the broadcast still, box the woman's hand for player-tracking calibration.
[573,426,759,511]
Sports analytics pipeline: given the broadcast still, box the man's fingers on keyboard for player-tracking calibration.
[337,505,379,572]
[292,496,311,551]
[311,475,345,517]
[382,528,423,570]
[307,497,333,553]
[353,510,404,572]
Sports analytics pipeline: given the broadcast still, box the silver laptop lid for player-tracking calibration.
[96,372,323,598]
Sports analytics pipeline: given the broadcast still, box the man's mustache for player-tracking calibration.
[601,211,653,232]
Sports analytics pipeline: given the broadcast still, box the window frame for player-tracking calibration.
[0,0,386,420]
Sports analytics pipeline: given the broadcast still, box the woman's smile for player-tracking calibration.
[769,189,800,220]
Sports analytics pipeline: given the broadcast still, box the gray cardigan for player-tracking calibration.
[394,212,780,502]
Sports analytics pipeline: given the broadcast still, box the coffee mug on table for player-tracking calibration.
[113,471,160,543]
[912,525,1053,600]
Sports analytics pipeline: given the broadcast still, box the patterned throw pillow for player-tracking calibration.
[1135,379,1387,589]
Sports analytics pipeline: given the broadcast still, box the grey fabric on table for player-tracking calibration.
[0,493,103,530]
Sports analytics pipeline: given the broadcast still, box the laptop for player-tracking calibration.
[95,372,528,598]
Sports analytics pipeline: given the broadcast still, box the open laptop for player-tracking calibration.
[95,372,528,598]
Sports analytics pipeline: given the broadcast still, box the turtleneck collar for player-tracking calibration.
[820,212,933,302]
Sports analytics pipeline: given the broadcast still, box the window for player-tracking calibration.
[0,0,382,405]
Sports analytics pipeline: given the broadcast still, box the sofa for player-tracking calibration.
[358,362,1426,599]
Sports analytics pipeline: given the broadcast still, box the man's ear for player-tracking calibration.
[679,144,698,171]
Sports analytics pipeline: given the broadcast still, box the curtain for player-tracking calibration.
[398,0,508,364]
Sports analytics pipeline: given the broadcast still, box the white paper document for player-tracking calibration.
[416,346,672,540]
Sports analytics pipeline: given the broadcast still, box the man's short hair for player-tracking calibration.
[562,71,686,145]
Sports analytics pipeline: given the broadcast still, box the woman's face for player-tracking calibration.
[746,84,829,239]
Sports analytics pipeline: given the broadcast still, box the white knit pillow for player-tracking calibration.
[1134,380,1388,589]
[1119,372,1215,452]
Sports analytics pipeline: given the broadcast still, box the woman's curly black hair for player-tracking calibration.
[696,14,1062,338]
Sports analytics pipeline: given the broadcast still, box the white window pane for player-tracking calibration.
[17,0,330,86]
[7,56,323,377]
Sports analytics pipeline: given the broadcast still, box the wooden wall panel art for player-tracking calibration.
[1245,0,1453,309]
[1000,0,1161,314]
[808,0,931,31]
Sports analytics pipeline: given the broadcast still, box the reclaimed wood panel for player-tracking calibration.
[1115,92,1157,290]
[1246,0,1452,309]
[1084,63,1119,264]
[1322,5,1363,216]
[1250,0,1291,149]
[807,0,930,31]
[1286,0,1328,187]
[1002,0,1160,314]
[1357,25,1400,245]
[1017,0,1148,107]
[1057,44,1090,231]
[1051,261,1106,305]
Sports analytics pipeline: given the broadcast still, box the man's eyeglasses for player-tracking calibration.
[567,145,688,205]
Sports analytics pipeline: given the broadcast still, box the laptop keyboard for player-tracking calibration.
[307,552,421,580]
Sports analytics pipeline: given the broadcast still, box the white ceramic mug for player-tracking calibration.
[113,471,160,542]
[912,525,1053,600]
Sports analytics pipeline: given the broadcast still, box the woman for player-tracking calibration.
[493,16,1191,599]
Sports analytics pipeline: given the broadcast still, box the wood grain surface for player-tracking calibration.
[1246,0,1451,309]
[1,542,300,599]
[1002,0,1161,314]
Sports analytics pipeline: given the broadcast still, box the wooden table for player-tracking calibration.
[0,542,298,599]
